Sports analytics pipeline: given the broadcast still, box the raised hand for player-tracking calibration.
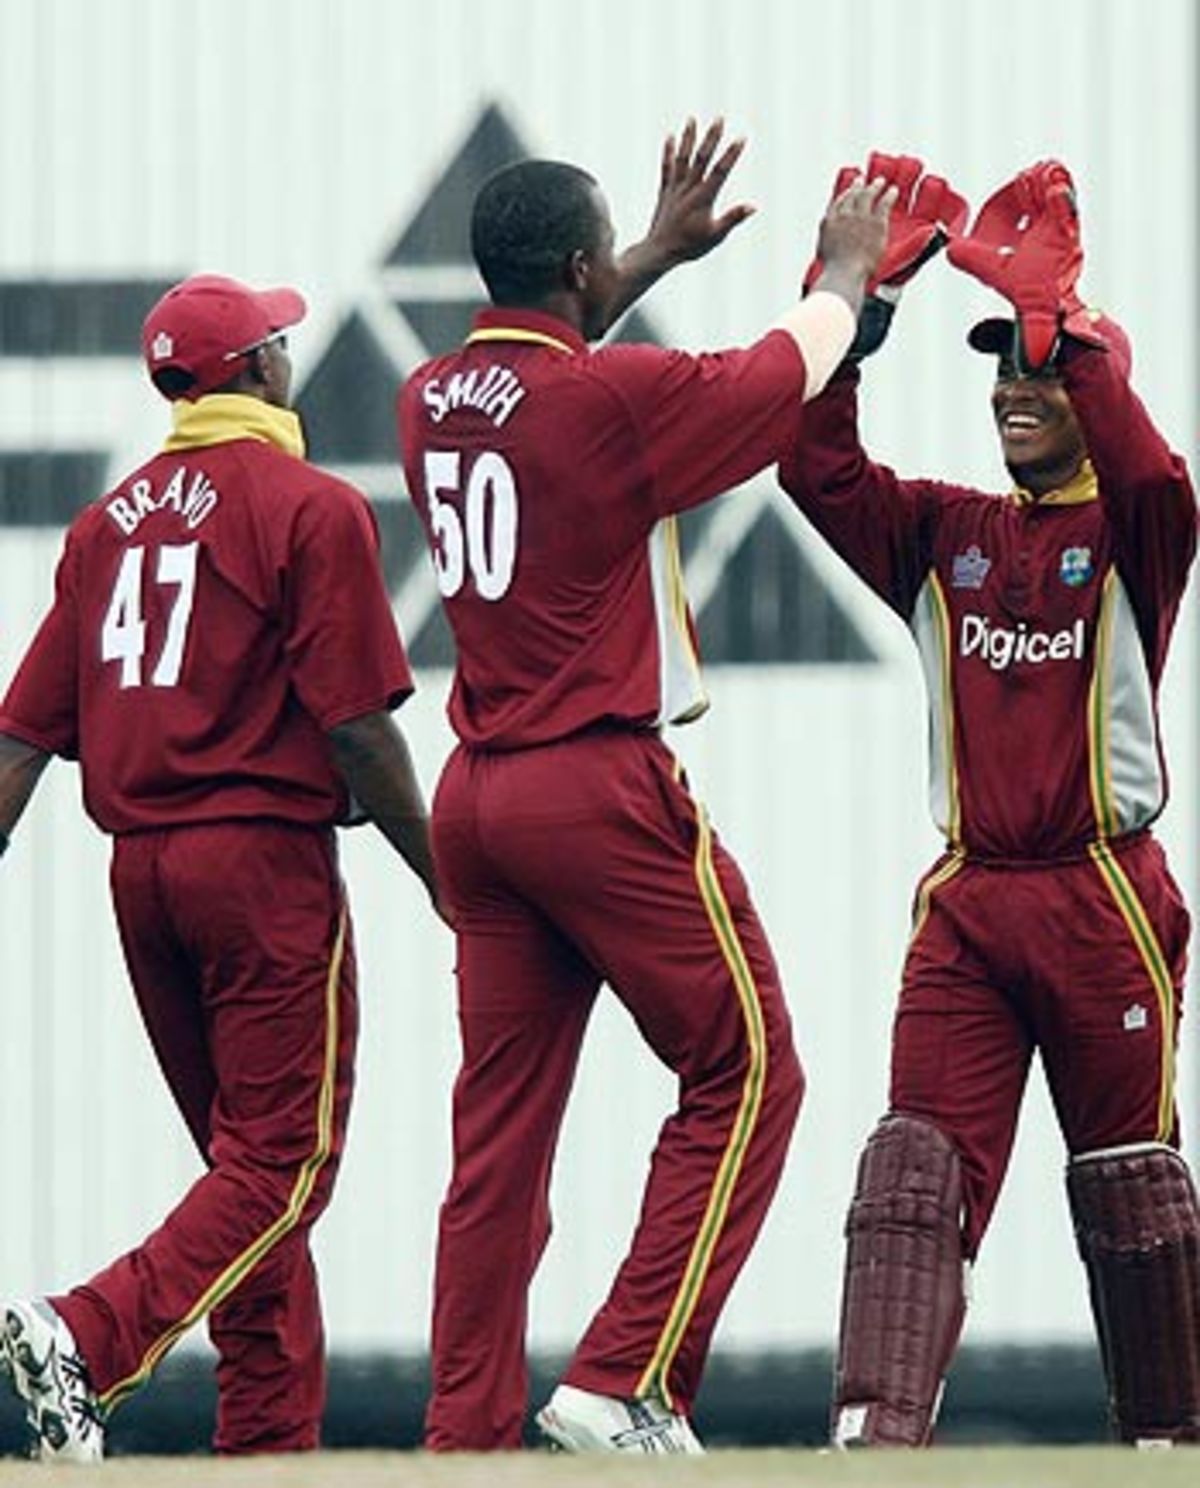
[799,174,898,356]
[806,152,967,299]
[642,116,756,265]
[803,152,964,363]
[866,152,968,292]
[814,175,896,289]
[946,160,1085,370]
[602,117,754,330]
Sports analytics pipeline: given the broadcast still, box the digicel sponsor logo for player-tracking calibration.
[960,614,1086,671]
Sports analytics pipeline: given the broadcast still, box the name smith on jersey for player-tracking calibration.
[422,363,528,428]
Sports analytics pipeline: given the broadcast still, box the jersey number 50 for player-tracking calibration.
[423,450,518,601]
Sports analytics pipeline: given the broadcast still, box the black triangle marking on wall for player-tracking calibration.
[0,452,110,525]
[395,300,482,362]
[696,504,874,663]
[374,502,431,597]
[297,310,400,465]
[0,101,878,666]
[0,280,176,357]
[409,597,457,669]
[286,97,878,666]
[383,102,527,267]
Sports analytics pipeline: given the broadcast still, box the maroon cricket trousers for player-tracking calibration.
[892,831,1189,1255]
[425,729,805,1449]
[52,821,357,1453]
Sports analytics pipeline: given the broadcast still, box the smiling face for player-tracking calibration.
[991,361,1088,497]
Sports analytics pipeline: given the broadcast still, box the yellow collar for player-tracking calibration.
[1012,458,1098,507]
[465,326,577,355]
[163,394,306,460]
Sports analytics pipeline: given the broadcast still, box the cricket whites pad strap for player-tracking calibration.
[831,1114,968,1447]
[1067,1143,1200,1444]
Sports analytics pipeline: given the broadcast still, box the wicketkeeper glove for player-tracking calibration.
[946,159,1103,372]
[805,152,968,360]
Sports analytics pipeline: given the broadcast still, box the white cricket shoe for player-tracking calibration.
[536,1382,704,1454]
[0,1300,104,1463]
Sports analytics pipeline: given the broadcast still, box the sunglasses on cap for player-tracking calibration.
[222,329,289,364]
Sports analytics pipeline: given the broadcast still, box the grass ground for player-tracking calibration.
[0,1447,1195,1488]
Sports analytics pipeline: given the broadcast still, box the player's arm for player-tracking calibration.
[802,152,968,367]
[1058,335,1196,612]
[772,176,896,400]
[0,733,50,854]
[602,117,756,333]
[327,710,446,923]
[776,367,939,618]
[0,535,81,853]
[284,480,448,919]
[945,158,1196,643]
[599,179,892,519]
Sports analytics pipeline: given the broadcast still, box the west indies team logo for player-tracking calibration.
[1059,546,1094,587]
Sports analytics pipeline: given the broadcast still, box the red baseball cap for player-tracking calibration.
[967,312,1132,379]
[142,273,307,400]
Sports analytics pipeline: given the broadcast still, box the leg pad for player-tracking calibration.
[1068,1143,1200,1444]
[831,1114,967,1447]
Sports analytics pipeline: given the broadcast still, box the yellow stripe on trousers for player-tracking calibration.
[1087,843,1176,1141]
[635,799,767,1408]
[908,849,965,947]
[99,904,348,1414]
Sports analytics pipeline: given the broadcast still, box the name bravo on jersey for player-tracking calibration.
[106,465,220,536]
[960,614,1086,671]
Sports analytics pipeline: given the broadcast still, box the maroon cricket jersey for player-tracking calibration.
[778,336,1197,859]
[0,395,413,833]
[398,307,807,748]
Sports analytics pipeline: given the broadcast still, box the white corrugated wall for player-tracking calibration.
[0,0,1194,1357]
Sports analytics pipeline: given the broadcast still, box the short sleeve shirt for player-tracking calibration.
[0,397,413,833]
[398,307,806,748]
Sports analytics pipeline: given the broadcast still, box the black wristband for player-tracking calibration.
[846,294,897,363]
[0,829,9,857]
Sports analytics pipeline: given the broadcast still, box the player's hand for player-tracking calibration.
[804,152,966,361]
[946,159,1086,370]
[640,116,756,266]
[806,152,967,297]
[807,176,897,323]
[602,117,755,331]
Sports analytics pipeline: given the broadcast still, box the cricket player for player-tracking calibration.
[780,154,1199,1447]
[397,118,892,1452]
[0,274,439,1460]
